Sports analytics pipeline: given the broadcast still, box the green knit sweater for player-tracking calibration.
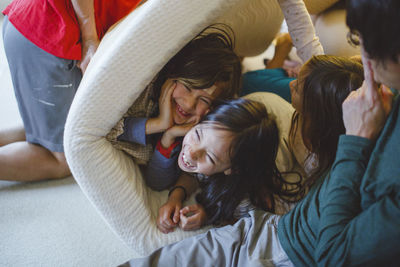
[278,95,400,266]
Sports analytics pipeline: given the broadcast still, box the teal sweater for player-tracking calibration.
[278,95,400,266]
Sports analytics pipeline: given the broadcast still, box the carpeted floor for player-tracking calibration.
[0,14,137,267]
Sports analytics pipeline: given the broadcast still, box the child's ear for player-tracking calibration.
[224,168,232,175]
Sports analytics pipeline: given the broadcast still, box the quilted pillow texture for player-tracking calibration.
[64,0,299,257]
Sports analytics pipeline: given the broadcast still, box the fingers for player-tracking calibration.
[167,122,196,138]
[160,79,176,101]
[157,215,176,234]
[180,204,197,215]
[179,211,202,231]
[159,79,174,110]
[79,60,89,74]
[157,205,179,234]
[158,80,176,130]
[166,80,176,99]
[179,213,197,230]
[157,217,174,234]
[173,204,181,224]
[360,47,379,101]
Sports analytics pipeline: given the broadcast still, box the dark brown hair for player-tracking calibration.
[196,98,302,225]
[346,0,400,62]
[153,24,242,100]
[289,55,364,189]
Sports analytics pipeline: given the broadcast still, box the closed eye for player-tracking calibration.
[195,129,200,140]
[207,154,215,165]
[200,97,211,106]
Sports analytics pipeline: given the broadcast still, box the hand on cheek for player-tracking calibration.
[342,53,393,140]
[160,79,177,127]
[146,79,176,135]
[161,118,198,148]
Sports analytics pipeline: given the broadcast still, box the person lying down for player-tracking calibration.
[149,98,305,233]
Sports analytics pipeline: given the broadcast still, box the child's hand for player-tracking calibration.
[157,79,176,130]
[157,198,182,234]
[179,204,207,231]
[146,79,176,134]
[146,79,177,135]
[160,120,198,148]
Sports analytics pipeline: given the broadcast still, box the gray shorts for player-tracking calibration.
[2,16,82,152]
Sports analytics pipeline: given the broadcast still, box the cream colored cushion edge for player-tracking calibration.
[64,0,246,256]
[64,0,321,257]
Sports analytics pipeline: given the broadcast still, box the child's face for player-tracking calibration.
[178,124,232,176]
[289,67,308,113]
[171,81,218,125]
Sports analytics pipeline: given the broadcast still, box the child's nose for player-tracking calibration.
[184,96,197,112]
[189,148,199,160]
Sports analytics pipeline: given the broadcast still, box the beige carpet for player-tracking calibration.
[0,14,137,267]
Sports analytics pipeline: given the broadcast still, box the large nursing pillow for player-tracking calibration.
[64,0,285,256]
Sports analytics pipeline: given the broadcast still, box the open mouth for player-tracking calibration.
[176,103,190,118]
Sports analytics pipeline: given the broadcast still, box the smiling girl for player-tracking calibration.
[107,24,242,189]
[157,98,303,233]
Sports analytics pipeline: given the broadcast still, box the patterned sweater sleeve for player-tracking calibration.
[278,0,324,63]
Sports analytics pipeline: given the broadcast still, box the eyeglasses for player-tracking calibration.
[347,31,360,47]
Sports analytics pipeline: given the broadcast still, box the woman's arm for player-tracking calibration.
[316,55,397,265]
[315,136,400,265]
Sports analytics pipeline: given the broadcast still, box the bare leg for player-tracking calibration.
[265,33,293,69]
[0,141,71,181]
[0,125,26,146]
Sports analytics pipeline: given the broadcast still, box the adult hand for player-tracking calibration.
[179,204,207,231]
[78,38,100,74]
[157,197,182,234]
[342,48,394,140]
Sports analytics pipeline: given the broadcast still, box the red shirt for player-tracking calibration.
[3,0,140,60]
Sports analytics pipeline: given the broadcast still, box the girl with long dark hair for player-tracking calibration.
[157,98,303,232]
[289,55,364,191]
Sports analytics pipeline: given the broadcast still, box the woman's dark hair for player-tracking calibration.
[346,0,400,62]
[195,98,302,225]
[289,55,364,189]
[152,24,242,100]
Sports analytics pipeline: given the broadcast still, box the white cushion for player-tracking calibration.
[64,0,286,257]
